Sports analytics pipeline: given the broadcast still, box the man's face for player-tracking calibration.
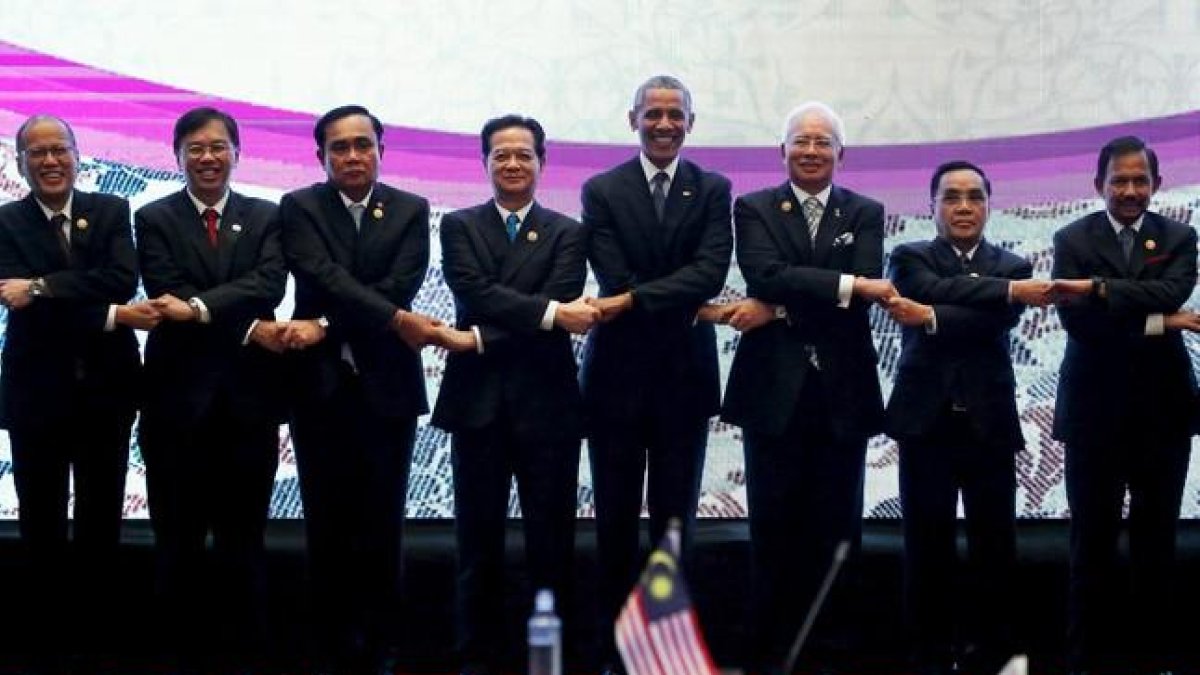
[933,168,990,251]
[319,114,382,201]
[782,113,841,193]
[1097,150,1160,226]
[628,88,693,169]
[17,118,78,209]
[178,119,238,205]
[487,126,541,206]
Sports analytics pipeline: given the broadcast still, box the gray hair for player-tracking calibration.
[631,75,693,113]
[780,101,845,148]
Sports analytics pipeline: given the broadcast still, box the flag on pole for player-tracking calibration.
[615,519,719,675]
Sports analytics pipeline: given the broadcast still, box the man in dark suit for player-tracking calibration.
[578,75,731,669]
[0,114,154,665]
[431,114,595,675]
[719,102,896,673]
[882,161,1053,675]
[135,107,288,671]
[279,105,443,674]
[1051,136,1200,674]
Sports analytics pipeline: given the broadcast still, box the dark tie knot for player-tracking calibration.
[49,213,67,227]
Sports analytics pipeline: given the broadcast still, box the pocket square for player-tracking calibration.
[832,232,855,247]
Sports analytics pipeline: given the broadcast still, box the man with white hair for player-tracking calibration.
[721,101,894,674]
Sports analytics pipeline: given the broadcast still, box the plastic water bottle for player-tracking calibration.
[528,588,562,675]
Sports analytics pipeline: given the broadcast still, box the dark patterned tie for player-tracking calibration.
[802,197,823,242]
[1118,226,1135,263]
[505,213,520,242]
[203,208,219,247]
[651,171,668,223]
[49,213,69,256]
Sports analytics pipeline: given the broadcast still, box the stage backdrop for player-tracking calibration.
[0,1,1198,519]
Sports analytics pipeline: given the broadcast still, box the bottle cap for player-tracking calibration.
[535,588,554,613]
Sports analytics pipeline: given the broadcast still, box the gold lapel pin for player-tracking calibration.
[231,223,243,233]
[373,203,384,219]
[682,190,692,197]
[969,272,980,278]
[526,230,538,242]
[1145,239,1157,251]
[781,201,793,213]
[75,217,88,230]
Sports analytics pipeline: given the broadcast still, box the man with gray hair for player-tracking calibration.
[580,74,732,672]
[720,101,894,673]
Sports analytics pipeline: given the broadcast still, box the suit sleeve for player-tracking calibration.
[365,198,430,311]
[135,207,203,300]
[627,176,733,313]
[1053,225,1197,341]
[43,200,137,332]
[195,210,287,343]
[582,177,639,294]
[926,258,1030,341]
[280,192,413,332]
[0,216,34,279]
[889,244,1011,307]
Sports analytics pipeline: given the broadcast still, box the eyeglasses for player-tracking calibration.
[789,136,836,150]
[184,142,232,159]
[21,145,75,161]
[327,137,377,156]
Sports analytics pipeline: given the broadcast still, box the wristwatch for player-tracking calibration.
[187,297,203,320]
[316,316,330,329]
[28,277,47,299]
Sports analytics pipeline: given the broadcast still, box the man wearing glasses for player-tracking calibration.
[279,104,444,674]
[0,115,151,667]
[134,106,288,672]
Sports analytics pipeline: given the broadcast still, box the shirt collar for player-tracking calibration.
[789,182,832,207]
[186,188,230,217]
[35,191,74,221]
[339,186,375,212]
[639,153,680,185]
[494,200,534,224]
[1106,209,1145,234]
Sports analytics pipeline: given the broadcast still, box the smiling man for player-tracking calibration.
[882,161,1052,675]
[279,104,442,674]
[578,74,732,673]
[720,101,895,674]
[1051,136,1200,674]
[432,114,592,675]
[0,114,145,668]
[133,106,287,672]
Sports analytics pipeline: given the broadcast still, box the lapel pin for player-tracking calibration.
[231,223,243,233]
[834,208,841,218]
[526,230,538,242]
[75,217,88,230]
[373,203,384,219]
[781,201,793,213]
[969,272,980,278]
[682,190,692,197]
[1145,239,1156,251]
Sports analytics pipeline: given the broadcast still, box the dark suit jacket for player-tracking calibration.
[721,182,885,441]
[0,191,140,429]
[431,201,586,442]
[136,189,287,426]
[579,157,732,424]
[885,237,1030,448]
[1052,210,1199,446]
[279,181,430,419]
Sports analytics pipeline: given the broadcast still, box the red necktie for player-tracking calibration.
[203,208,219,247]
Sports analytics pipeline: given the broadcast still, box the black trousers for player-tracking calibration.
[743,372,866,672]
[1064,432,1190,672]
[291,367,417,670]
[899,409,1017,675]
[588,405,707,665]
[140,397,280,666]
[8,402,132,660]
[451,421,580,670]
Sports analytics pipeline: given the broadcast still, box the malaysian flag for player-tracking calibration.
[615,519,719,675]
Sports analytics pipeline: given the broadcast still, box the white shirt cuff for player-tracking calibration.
[837,274,854,308]
[472,325,484,354]
[242,319,260,346]
[191,296,211,323]
[925,308,938,335]
[105,304,117,332]
[540,300,558,331]
[1146,313,1165,335]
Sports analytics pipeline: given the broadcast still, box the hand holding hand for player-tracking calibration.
[553,297,602,334]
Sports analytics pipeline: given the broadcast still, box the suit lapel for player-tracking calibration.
[769,182,813,262]
[216,191,248,281]
[17,194,68,271]
[811,186,847,263]
[1088,212,1130,277]
[972,239,1002,277]
[66,190,93,263]
[500,202,545,283]
[660,160,697,252]
[319,182,358,267]
[1129,213,1162,279]
[619,160,668,264]
[169,190,219,283]
[932,237,965,275]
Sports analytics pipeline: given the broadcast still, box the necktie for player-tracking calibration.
[959,251,972,274]
[651,171,668,223]
[49,213,69,256]
[1118,226,1136,263]
[202,208,219,247]
[505,213,520,242]
[802,196,823,242]
[349,203,365,232]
